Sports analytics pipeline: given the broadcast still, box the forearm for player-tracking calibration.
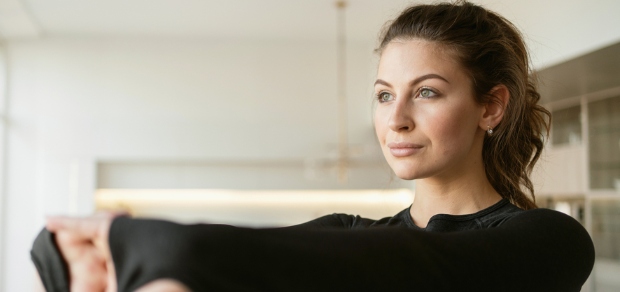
[109,209,595,292]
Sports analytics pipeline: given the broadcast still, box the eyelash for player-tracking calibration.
[376,91,394,103]
[375,86,439,103]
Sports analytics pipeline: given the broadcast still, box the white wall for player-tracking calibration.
[1,37,409,292]
[532,144,585,195]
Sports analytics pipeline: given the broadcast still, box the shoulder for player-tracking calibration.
[478,200,581,230]
[500,208,592,245]
[498,208,595,289]
[503,208,585,230]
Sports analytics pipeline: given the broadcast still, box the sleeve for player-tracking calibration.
[30,228,70,292]
[109,209,595,292]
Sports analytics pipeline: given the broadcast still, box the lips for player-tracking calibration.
[387,142,423,157]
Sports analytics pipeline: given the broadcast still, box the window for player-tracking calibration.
[588,96,620,190]
[552,105,582,146]
[591,198,620,291]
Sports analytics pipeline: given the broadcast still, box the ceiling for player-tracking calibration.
[1,0,620,69]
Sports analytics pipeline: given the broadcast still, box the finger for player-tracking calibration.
[55,231,88,260]
[47,212,128,234]
[46,216,100,238]
[105,255,117,292]
[70,255,108,292]
[56,231,109,267]
[55,230,87,246]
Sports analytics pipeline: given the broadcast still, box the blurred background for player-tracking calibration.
[0,0,619,291]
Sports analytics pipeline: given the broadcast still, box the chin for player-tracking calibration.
[394,172,417,180]
[390,164,420,180]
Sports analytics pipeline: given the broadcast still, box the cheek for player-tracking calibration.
[426,105,478,152]
[373,108,388,143]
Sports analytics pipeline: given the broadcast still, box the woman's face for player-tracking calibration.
[374,39,486,180]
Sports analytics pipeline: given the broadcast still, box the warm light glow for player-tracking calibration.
[95,189,415,226]
[96,189,414,207]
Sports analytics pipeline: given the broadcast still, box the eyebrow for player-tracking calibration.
[374,73,450,88]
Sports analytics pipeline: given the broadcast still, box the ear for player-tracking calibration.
[479,84,509,132]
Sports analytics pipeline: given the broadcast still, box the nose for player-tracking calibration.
[388,99,414,132]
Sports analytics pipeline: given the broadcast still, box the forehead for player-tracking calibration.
[377,39,466,81]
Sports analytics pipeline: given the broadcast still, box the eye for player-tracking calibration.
[417,87,438,99]
[377,92,394,103]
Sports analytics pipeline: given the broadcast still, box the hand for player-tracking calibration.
[135,280,191,292]
[46,212,126,292]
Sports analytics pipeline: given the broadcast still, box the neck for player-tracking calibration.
[410,158,502,228]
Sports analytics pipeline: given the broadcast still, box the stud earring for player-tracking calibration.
[487,126,493,136]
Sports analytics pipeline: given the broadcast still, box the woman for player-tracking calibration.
[33,2,595,291]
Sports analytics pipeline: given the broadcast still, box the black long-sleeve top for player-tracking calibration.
[32,199,595,292]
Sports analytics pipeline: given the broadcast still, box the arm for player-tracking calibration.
[109,209,594,292]
[30,212,358,292]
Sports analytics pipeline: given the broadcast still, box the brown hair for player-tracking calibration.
[377,1,550,210]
